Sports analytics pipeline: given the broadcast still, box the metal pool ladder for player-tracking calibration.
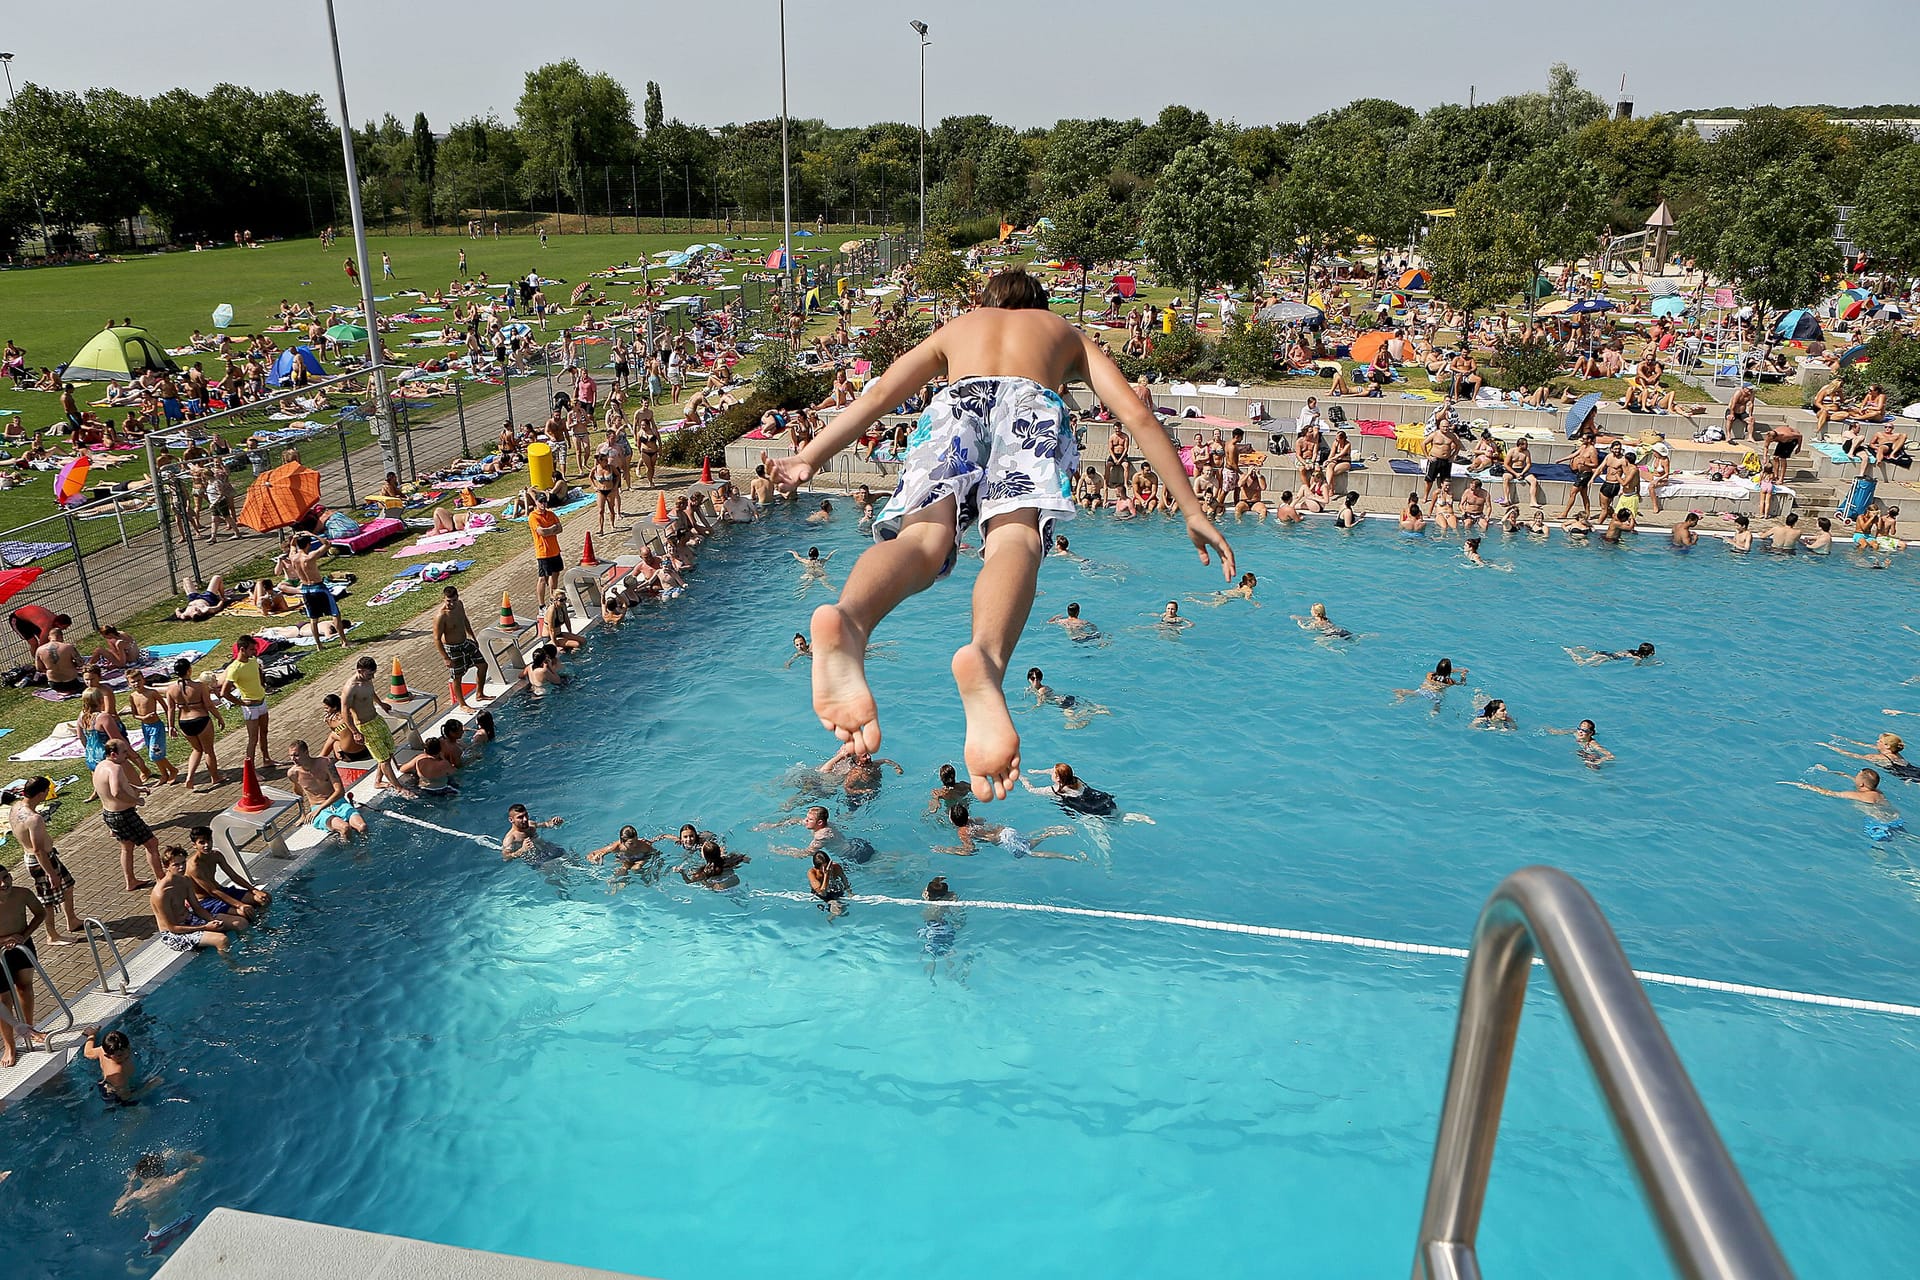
[1412,866,1793,1280]
[0,941,75,1038]
[81,917,133,996]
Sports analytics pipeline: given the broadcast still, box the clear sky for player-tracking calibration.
[6,0,1919,131]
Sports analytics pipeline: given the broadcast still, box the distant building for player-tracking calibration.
[1684,117,1920,142]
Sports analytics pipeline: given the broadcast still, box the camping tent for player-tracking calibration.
[63,327,180,383]
[267,346,325,387]
[1350,330,1394,364]
[764,249,790,270]
[239,462,322,533]
[1775,309,1822,341]
[1397,268,1430,291]
[1524,276,1556,300]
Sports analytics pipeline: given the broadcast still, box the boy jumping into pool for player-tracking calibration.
[766,267,1234,802]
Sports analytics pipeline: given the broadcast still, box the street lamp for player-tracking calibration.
[0,53,57,260]
[778,0,794,308]
[319,0,401,480]
[911,21,929,246]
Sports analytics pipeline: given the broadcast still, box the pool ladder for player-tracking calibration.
[0,919,132,1048]
[1412,866,1793,1279]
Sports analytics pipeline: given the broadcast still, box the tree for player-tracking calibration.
[1273,101,1417,266]
[1141,137,1265,312]
[1040,189,1138,319]
[515,60,639,201]
[1845,145,1920,277]
[1572,114,1703,230]
[1841,330,1920,408]
[645,81,664,133]
[974,133,1033,222]
[1699,156,1839,315]
[412,113,436,186]
[1504,63,1607,146]
[1406,100,1530,209]
[1422,179,1541,316]
[911,248,971,302]
[1497,140,1605,310]
[1039,118,1135,204]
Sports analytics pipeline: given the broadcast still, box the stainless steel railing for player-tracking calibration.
[81,918,132,996]
[1412,866,1793,1280]
[0,941,76,1039]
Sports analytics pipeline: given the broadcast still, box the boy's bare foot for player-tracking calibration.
[811,604,881,752]
[952,643,1020,802]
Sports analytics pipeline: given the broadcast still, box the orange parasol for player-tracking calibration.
[239,462,322,533]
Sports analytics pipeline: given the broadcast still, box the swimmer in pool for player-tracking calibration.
[1395,658,1467,704]
[651,822,722,860]
[921,875,962,960]
[682,839,750,888]
[1727,514,1753,553]
[1779,767,1892,810]
[761,805,877,864]
[1051,534,1086,564]
[1462,537,1511,571]
[1565,643,1657,666]
[790,547,835,593]
[1472,698,1515,730]
[785,633,813,668]
[1671,513,1700,548]
[820,741,904,809]
[398,735,459,795]
[500,803,565,861]
[807,499,834,524]
[937,801,1081,859]
[1291,602,1352,642]
[1546,719,1614,769]
[1190,573,1259,607]
[927,763,974,816]
[808,849,850,916]
[114,1150,202,1234]
[1020,762,1154,822]
[1025,667,1111,730]
[1047,601,1101,640]
[587,825,660,868]
[1822,734,1920,782]
[1153,601,1192,633]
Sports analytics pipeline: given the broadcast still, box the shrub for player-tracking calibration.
[1147,321,1217,381]
[1216,316,1280,382]
[1488,332,1563,391]
[1842,330,1920,409]
[663,373,831,467]
[857,317,933,379]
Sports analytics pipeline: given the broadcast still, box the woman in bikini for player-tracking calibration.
[166,658,226,791]
[633,414,661,488]
[591,455,621,533]
[1326,430,1353,492]
[321,693,369,761]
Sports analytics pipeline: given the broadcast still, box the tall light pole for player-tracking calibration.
[778,0,794,308]
[911,21,929,246]
[320,0,401,480]
[0,53,56,260]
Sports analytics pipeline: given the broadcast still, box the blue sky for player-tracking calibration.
[7,1,1919,130]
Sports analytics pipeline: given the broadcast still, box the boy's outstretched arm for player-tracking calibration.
[1076,334,1235,580]
[768,335,949,492]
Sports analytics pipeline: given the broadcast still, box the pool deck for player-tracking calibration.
[0,465,708,1105]
[155,1208,652,1279]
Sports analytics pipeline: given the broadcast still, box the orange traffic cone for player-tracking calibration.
[580,532,600,566]
[390,658,411,700]
[235,760,272,814]
[653,491,671,523]
[700,457,713,484]
[500,591,519,629]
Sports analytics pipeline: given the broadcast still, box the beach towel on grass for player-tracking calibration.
[367,578,424,607]
[0,540,70,564]
[392,559,475,579]
[11,727,85,761]
[499,494,595,522]
[397,531,483,556]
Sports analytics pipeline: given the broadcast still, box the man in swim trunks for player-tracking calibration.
[341,656,413,795]
[36,626,84,696]
[287,739,366,839]
[187,824,271,913]
[1781,767,1890,810]
[150,848,234,956]
[501,804,566,861]
[820,741,903,810]
[96,740,164,892]
[1766,513,1803,553]
[764,805,876,865]
[765,267,1232,803]
[1422,412,1460,505]
[1597,445,1633,511]
[432,585,487,711]
[1671,512,1700,547]
[289,535,345,649]
[7,776,83,943]
[1763,421,1802,493]
[938,801,1080,860]
[0,864,49,1067]
[1724,383,1757,443]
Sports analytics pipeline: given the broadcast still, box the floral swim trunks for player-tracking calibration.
[873,375,1079,576]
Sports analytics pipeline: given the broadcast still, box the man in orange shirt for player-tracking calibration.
[530,491,564,609]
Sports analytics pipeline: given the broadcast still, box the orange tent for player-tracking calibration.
[1350,330,1395,364]
[239,461,322,533]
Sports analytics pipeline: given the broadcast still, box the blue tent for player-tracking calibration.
[1564,392,1603,439]
[267,345,325,387]
[1775,309,1822,341]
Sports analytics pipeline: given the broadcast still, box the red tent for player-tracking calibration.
[1111,275,1137,298]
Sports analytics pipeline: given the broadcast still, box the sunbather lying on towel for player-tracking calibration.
[172,575,230,621]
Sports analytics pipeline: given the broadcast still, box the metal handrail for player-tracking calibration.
[0,941,76,1039]
[81,918,132,996]
[1412,866,1792,1280]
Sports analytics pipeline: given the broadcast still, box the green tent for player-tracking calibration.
[1524,275,1557,301]
[63,326,180,383]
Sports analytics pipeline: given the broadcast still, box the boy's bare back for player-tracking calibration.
[926,308,1086,392]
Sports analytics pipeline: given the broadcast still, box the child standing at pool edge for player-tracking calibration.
[768,267,1234,803]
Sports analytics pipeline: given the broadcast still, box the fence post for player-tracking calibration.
[502,362,516,427]
[337,421,357,506]
[145,437,181,591]
[454,381,471,458]
[400,400,417,477]
[61,510,101,634]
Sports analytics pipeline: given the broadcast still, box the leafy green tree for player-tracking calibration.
[1422,178,1541,316]
[1698,156,1839,315]
[1497,139,1604,310]
[911,248,971,302]
[1224,122,1302,186]
[1844,145,1920,277]
[645,81,664,133]
[858,316,933,377]
[1503,62,1607,146]
[1141,137,1265,312]
[515,60,639,200]
[1406,100,1530,209]
[1841,330,1920,408]
[1040,189,1138,319]
[975,133,1034,221]
[1039,118,1135,204]
[1274,101,1417,261]
[1116,104,1214,181]
[412,113,436,186]
[0,84,98,243]
[1572,114,1704,230]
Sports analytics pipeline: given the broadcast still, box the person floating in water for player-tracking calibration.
[1473,699,1515,730]
[1823,733,1920,782]
[114,1149,202,1251]
[1291,602,1352,642]
[682,839,749,889]
[1395,658,1467,706]
[587,825,661,879]
[1546,719,1614,769]
[819,741,905,810]
[937,801,1081,860]
[785,633,813,668]
[1025,667,1111,730]
[809,849,850,916]
[84,1026,140,1106]
[1020,762,1153,822]
[765,266,1233,803]
[790,547,835,594]
[1046,601,1101,641]
[1190,573,1259,607]
[927,763,973,817]
[500,804,565,862]
[1153,600,1193,633]
[759,805,877,865]
[1780,765,1893,809]
[1566,642,1657,666]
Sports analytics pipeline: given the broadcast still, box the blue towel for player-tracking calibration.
[394,559,476,580]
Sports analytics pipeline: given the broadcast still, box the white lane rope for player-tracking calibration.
[379,812,1920,1020]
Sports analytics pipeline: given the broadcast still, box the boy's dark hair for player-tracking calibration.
[189,825,213,846]
[103,1030,130,1055]
[948,801,971,826]
[981,268,1050,311]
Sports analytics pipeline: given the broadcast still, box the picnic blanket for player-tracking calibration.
[10,723,85,762]
[397,530,484,557]
[0,540,71,564]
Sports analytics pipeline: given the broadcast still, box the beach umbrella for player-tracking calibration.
[1524,276,1557,300]
[212,303,235,328]
[1565,298,1616,315]
[1646,278,1681,298]
[239,462,321,533]
[1840,298,1867,321]
[1380,290,1408,310]
[53,456,90,506]
[325,322,367,343]
[267,345,325,387]
[1536,298,1573,317]
[1839,344,1870,366]
[652,249,678,258]
[1775,309,1822,341]
[1256,301,1324,325]
[0,568,44,608]
[839,240,865,253]
[1841,287,1873,301]
[1350,330,1394,364]
[1651,295,1689,319]
[1871,302,1903,321]
[1397,268,1429,290]
[63,326,180,383]
[1564,392,1603,439]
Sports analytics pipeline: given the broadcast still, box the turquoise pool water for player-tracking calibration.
[4,506,1920,1278]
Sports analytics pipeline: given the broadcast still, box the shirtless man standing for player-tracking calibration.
[289,534,345,648]
[37,626,83,696]
[8,777,82,943]
[1561,436,1600,520]
[1422,414,1460,505]
[96,741,163,891]
[432,585,487,711]
[340,656,411,794]
[0,865,49,1066]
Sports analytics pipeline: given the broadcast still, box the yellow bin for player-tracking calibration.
[526,441,554,492]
